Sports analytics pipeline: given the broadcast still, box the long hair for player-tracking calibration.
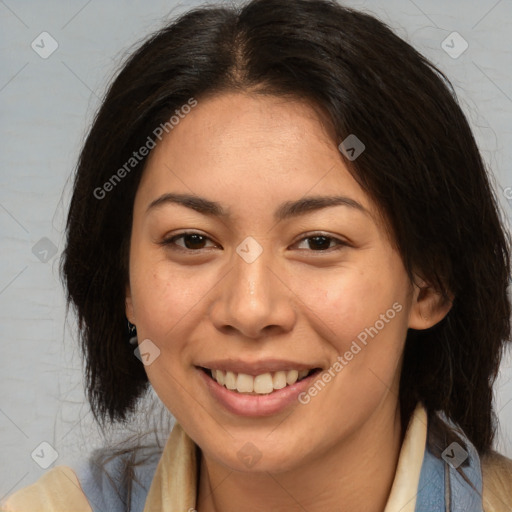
[61,0,511,458]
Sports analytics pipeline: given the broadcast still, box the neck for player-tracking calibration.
[197,398,403,512]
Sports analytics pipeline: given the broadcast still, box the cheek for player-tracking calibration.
[290,265,403,349]
[129,252,210,340]
[128,256,209,412]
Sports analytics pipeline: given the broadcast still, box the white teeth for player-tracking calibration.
[254,373,274,394]
[225,371,237,390]
[298,369,309,379]
[215,369,225,386]
[208,368,314,394]
[236,373,254,393]
[286,370,299,385]
[272,371,287,390]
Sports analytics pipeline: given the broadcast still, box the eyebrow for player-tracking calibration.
[146,193,370,221]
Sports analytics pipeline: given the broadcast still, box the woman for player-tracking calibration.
[2,0,512,510]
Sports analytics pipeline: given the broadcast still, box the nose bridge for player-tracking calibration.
[232,238,275,317]
[210,236,296,338]
[235,245,271,304]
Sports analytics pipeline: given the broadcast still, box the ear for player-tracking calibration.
[408,275,453,330]
[125,283,135,324]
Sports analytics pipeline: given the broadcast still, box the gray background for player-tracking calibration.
[1,0,511,499]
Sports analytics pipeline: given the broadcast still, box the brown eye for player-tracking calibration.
[161,232,217,251]
[295,234,347,252]
[306,236,332,251]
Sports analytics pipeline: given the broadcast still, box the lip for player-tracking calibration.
[197,358,322,376]
[197,366,323,417]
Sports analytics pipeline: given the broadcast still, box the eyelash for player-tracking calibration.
[159,231,348,253]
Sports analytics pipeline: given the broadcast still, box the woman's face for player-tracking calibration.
[126,92,443,472]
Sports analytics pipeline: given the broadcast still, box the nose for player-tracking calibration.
[209,242,297,339]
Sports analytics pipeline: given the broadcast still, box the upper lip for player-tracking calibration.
[197,358,323,376]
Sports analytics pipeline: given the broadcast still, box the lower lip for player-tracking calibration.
[198,368,321,417]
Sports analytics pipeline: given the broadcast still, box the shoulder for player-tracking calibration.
[1,445,162,512]
[0,465,92,512]
[481,449,512,511]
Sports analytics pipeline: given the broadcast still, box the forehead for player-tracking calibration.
[137,92,383,227]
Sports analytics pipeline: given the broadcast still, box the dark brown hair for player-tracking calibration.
[61,0,511,455]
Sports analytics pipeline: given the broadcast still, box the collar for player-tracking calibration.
[144,403,441,512]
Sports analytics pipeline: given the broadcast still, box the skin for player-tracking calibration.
[125,92,452,512]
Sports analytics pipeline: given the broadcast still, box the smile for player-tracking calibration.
[202,367,320,394]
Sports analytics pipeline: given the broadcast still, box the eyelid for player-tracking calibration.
[159,231,219,250]
[291,232,349,251]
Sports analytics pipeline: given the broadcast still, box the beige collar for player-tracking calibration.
[144,403,427,512]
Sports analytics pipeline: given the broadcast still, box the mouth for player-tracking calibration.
[199,366,323,395]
